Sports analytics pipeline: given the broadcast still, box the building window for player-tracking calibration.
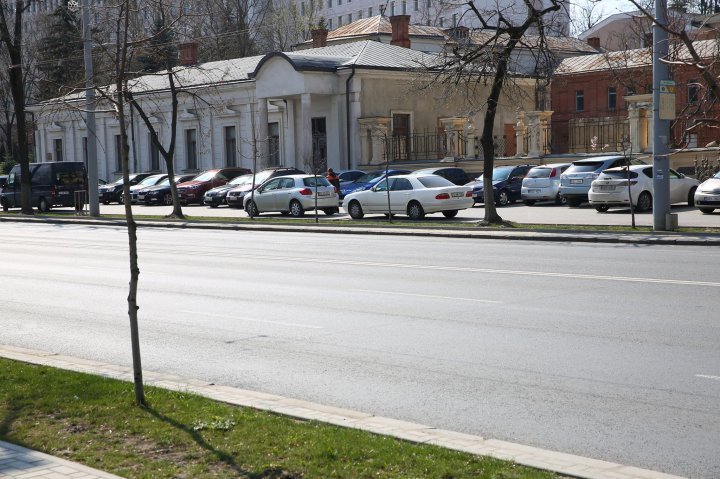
[452,12,457,25]
[149,133,160,171]
[337,15,342,26]
[358,9,362,18]
[114,134,122,171]
[53,138,63,162]
[224,126,237,167]
[688,80,700,103]
[328,18,332,28]
[368,6,372,16]
[268,122,280,166]
[414,0,418,10]
[402,0,406,14]
[327,0,331,7]
[185,129,197,170]
[575,90,585,112]
[301,1,305,14]
[608,86,617,110]
[347,13,352,23]
[337,0,341,5]
[627,85,636,96]
[390,1,395,14]
[439,16,444,27]
[426,0,431,7]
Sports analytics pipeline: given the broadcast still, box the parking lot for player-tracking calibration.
[96,200,720,228]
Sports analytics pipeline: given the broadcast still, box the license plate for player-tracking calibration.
[599,185,615,191]
[528,189,541,193]
[317,191,330,197]
[138,195,145,200]
[707,195,720,201]
[451,191,464,197]
[59,191,70,195]
[570,179,583,184]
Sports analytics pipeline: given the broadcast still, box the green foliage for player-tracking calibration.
[35,0,85,101]
[0,153,16,174]
[136,17,178,73]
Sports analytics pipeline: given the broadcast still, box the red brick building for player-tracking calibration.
[551,39,720,154]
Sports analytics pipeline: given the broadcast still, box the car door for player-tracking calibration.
[390,177,414,211]
[668,169,686,204]
[276,177,297,210]
[254,178,281,211]
[507,167,527,200]
[363,178,391,212]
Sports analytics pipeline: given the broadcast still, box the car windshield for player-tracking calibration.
[354,172,384,183]
[527,167,552,179]
[417,176,453,188]
[303,177,331,187]
[714,171,720,179]
[600,169,638,179]
[109,177,125,185]
[192,171,216,182]
[566,161,605,173]
[229,174,253,186]
[138,175,162,186]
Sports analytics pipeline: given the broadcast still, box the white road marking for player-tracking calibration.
[223,253,720,288]
[357,289,502,303]
[181,311,323,329]
[695,374,720,381]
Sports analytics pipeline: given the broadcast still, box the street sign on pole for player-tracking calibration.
[659,80,676,121]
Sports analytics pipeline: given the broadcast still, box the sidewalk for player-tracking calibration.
[0,345,687,479]
[2,213,720,246]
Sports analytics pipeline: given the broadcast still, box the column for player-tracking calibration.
[525,111,553,157]
[299,93,312,168]
[514,113,527,157]
[439,117,467,159]
[256,99,268,170]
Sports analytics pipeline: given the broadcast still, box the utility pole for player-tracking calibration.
[81,0,100,216]
[652,0,672,231]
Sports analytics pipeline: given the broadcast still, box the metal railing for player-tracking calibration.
[383,131,468,162]
[568,118,629,154]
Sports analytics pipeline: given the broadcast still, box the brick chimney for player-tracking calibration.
[311,28,329,48]
[178,41,198,66]
[587,37,601,49]
[390,15,411,48]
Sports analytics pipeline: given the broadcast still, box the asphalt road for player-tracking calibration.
[94,199,720,228]
[1,222,719,478]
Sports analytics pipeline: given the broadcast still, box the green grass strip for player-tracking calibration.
[0,358,560,478]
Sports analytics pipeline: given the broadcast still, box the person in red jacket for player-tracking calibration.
[326,168,340,192]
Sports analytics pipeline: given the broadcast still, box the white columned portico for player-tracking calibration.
[524,111,553,157]
[625,94,653,153]
[299,93,312,167]
[358,117,391,165]
[256,99,269,169]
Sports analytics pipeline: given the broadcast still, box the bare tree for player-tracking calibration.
[195,0,268,60]
[433,0,562,224]
[260,0,321,51]
[570,0,606,36]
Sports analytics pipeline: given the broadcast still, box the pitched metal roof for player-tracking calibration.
[323,15,446,41]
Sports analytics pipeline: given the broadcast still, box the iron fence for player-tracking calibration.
[383,131,472,162]
[568,118,629,154]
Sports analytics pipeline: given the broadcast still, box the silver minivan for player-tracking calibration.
[559,156,629,207]
[521,163,571,205]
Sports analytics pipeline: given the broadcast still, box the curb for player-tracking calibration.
[2,214,720,246]
[0,345,687,479]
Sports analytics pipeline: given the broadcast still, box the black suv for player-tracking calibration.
[410,167,471,186]
[466,164,537,206]
[226,167,305,208]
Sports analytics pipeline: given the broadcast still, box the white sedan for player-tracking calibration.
[343,174,473,220]
[694,170,720,214]
[243,175,339,217]
[589,165,699,212]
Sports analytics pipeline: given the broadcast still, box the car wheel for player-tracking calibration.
[1,197,8,211]
[348,200,364,219]
[687,187,697,207]
[595,205,609,212]
[38,197,50,212]
[442,210,459,218]
[636,191,652,212]
[566,198,582,207]
[289,200,304,217]
[162,193,173,206]
[246,200,260,217]
[555,193,566,205]
[102,200,109,205]
[496,190,509,206]
[209,203,218,208]
[118,194,124,205]
[407,201,425,220]
[523,200,536,206]
[699,207,715,214]
[323,208,338,216]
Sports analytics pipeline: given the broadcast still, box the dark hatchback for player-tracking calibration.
[177,167,251,204]
[226,167,305,208]
[466,164,536,206]
[136,174,196,205]
[411,167,471,185]
[203,173,254,207]
[98,173,153,204]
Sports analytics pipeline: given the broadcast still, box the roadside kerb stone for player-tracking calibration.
[1,214,719,246]
[0,345,688,479]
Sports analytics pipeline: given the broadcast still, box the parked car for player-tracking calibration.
[176,167,251,204]
[521,163,571,205]
[466,164,536,206]
[244,175,340,217]
[339,169,411,198]
[203,174,253,207]
[336,169,366,184]
[694,170,720,214]
[127,174,168,203]
[589,165,699,212]
[559,156,630,207]
[344,174,473,220]
[411,167,471,185]
[1,162,87,212]
[98,173,153,204]
[136,174,196,205]
[226,167,306,208]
